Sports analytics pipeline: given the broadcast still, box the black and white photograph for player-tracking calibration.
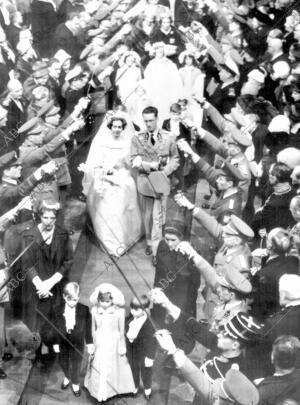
[0,0,300,404]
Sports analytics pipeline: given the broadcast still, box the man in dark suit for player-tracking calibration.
[53,282,93,397]
[31,0,58,57]
[54,9,82,60]
[2,79,27,151]
[126,295,156,400]
[256,274,300,376]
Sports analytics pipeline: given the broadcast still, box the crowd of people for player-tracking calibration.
[0,0,299,403]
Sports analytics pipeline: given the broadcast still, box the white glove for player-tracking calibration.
[53,344,60,353]
[77,162,88,173]
[151,288,171,307]
[16,196,32,212]
[177,139,193,156]
[144,357,154,367]
[132,156,142,168]
[174,192,195,210]
[251,248,268,257]
[175,241,197,260]
[87,344,95,355]
[155,330,177,354]
[119,346,126,356]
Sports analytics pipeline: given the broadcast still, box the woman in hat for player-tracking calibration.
[144,42,183,123]
[115,51,142,109]
[84,283,135,402]
[81,111,143,256]
[152,220,200,327]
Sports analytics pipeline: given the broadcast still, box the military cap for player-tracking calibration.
[18,117,43,135]
[32,86,49,101]
[224,312,262,342]
[224,215,254,240]
[65,65,82,82]
[0,151,18,168]
[228,126,252,147]
[164,220,185,238]
[37,101,60,118]
[268,115,290,134]
[213,370,259,405]
[32,61,49,78]
[80,44,97,60]
[217,265,252,294]
[39,199,61,212]
[216,159,244,182]
[54,49,71,65]
[0,151,21,176]
[32,60,48,72]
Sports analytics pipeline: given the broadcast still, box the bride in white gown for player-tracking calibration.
[81,112,143,256]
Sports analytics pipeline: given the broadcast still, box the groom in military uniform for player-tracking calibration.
[131,106,179,262]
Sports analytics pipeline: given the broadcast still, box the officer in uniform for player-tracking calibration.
[131,106,179,260]
[17,116,84,206]
[211,266,252,333]
[174,241,252,331]
[38,101,72,196]
[177,138,243,222]
[175,193,253,275]
[197,124,252,206]
[152,289,262,401]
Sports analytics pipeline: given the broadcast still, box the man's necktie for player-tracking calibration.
[150,132,155,146]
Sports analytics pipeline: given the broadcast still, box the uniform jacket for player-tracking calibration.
[202,130,252,204]
[195,158,243,221]
[23,76,39,102]
[15,57,33,83]
[131,129,179,196]
[5,98,27,150]
[41,123,71,186]
[0,174,39,216]
[19,131,68,178]
[193,207,251,274]
[54,302,93,348]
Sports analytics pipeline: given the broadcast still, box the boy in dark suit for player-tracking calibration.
[126,295,156,400]
[53,282,94,397]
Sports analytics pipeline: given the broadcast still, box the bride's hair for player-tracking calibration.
[107,116,127,130]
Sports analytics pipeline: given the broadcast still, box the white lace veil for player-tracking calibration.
[82,110,136,195]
